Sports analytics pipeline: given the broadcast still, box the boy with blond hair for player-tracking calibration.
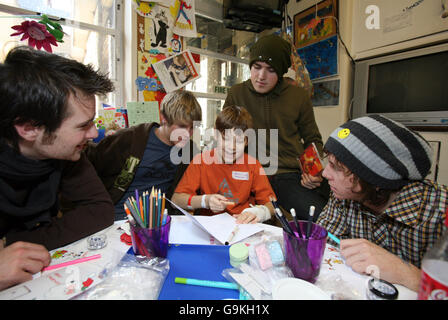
[172,105,276,224]
[86,89,202,220]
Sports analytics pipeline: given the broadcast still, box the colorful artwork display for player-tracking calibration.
[294,0,338,49]
[134,0,199,106]
[297,35,338,80]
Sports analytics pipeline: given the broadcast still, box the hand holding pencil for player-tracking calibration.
[207,194,235,213]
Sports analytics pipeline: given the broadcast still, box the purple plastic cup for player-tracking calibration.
[283,220,327,283]
[130,215,171,258]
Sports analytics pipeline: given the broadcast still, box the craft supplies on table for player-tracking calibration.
[229,243,249,268]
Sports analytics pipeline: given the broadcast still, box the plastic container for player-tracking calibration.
[130,215,171,258]
[283,221,327,283]
[366,278,398,300]
[229,243,249,268]
[254,240,285,270]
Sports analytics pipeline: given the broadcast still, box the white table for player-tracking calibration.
[0,216,417,300]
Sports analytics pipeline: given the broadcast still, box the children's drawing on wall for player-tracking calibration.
[151,10,170,48]
[143,4,179,54]
[168,54,192,86]
[294,0,337,49]
[152,50,200,92]
[297,35,338,80]
[135,3,177,55]
[136,50,166,102]
[170,0,197,37]
[133,0,169,18]
[134,1,188,104]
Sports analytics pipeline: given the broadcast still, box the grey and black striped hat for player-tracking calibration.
[324,115,433,189]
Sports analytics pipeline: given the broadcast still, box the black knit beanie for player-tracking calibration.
[324,115,433,189]
[249,34,291,78]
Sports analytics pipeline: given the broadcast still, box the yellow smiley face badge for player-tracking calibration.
[337,128,351,139]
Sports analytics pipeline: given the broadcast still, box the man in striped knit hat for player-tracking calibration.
[317,114,447,292]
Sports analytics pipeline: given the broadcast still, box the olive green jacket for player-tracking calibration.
[224,79,323,174]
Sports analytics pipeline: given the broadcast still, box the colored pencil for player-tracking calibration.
[130,196,139,218]
[158,189,162,228]
[152,188,157,228]
[160,193,166,226]
[148,189,152,228]
[145,191,149,228]
[125,200,144,228]
[141,191,145,227]
[135,189,139,213]
[139,196,144,222]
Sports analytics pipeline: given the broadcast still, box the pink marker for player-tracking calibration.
[42,254,101,272]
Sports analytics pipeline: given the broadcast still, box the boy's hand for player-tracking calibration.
[340,239,421,291]
[234,210,258,224]
[301,172,322,189]
[235,205,271,224]
[207,194,234,213]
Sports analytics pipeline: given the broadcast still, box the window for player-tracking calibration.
[184,14,258,134]
[0,0,123,107]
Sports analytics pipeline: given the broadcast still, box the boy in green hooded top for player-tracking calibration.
[224,34,329,221]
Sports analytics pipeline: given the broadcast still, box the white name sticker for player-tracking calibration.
[232,171,249,181]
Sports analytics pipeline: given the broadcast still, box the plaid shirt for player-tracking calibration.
[317,180,447,267]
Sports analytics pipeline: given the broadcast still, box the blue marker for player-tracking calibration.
[327,232,340,245]
[175,277,239,290]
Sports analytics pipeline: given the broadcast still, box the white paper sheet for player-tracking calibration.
[168,216,214,245]
[167,199,263,245]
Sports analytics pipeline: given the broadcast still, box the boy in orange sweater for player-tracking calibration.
[171,105,276,224]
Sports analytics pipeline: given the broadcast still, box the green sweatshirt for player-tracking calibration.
[224,79,323,175]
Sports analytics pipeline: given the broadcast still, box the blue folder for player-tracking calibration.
[158,244,239,300]
[125,244,239,300]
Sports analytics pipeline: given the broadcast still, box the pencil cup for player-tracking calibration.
[283,221,327,283]
[130,215,171,258]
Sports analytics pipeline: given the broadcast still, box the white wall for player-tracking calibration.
[287,0,448,185]
[122,1,448,185]
[286,0,354,143]
[419,131,448,185]
[352,0,448,59]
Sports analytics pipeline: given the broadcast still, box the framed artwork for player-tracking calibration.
[311,79,340,106]
[294,0,338,49]
[297,34,338,80]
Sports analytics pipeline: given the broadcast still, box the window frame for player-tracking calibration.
[0,1,124,107]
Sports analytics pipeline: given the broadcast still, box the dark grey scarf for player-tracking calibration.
[0,142,62,230]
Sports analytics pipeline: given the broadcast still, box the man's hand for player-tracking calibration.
[301,172,323,189]
[340,239,421,291]
[0,241,51,291]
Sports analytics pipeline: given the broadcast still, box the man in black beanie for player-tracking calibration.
[224,34,329,221]
[317,114,447,292]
